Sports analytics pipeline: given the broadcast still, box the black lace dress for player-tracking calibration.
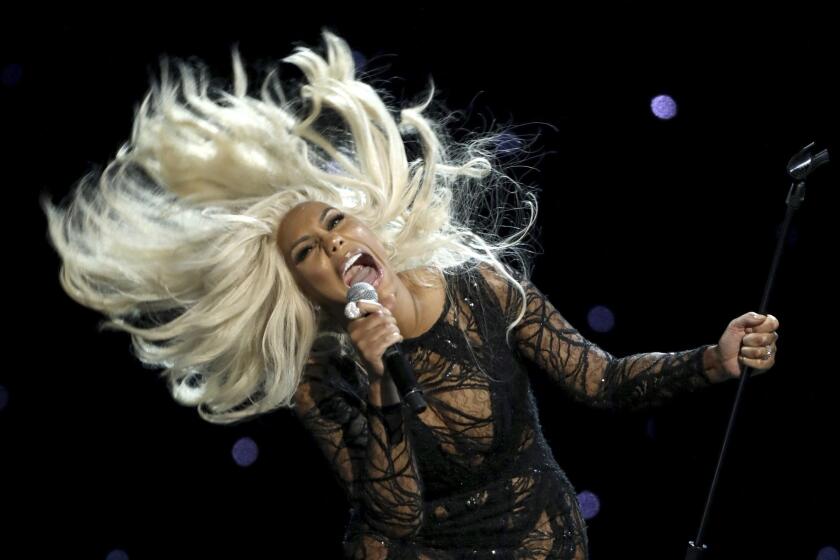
[293,262,714,559]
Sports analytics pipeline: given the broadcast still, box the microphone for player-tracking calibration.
[346,281,427,414]
[787,142,830,180]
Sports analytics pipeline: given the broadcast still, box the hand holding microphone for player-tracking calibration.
[345,282,427,414]
[345,298,402,379]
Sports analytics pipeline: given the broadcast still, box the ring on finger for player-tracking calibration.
[344,301,361,320]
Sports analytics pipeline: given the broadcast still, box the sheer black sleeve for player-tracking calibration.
[292,357,425,540]
[478,265,714,411]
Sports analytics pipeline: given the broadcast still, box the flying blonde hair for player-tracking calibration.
[41,30,541,424]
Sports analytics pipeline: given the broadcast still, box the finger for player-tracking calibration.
[744,314,780,334]
[348,314,397,340]
[739,353,775,370]
[345,300,383,321]
[356,300,390,316]
[374,333,404,361]
[734,312,768,334]
[360,314,398,335]
[360,328,403,367]
[360,332,403,358]
[375,326,404,346]
[742,332,779,346]
[740,344,777,360]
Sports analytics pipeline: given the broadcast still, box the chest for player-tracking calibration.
[403,323,521,467]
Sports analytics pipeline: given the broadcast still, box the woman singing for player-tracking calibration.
[42,31,779,559]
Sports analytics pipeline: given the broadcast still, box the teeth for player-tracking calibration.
[342,252,363,276]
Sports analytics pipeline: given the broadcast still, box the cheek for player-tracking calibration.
[350,223,384,250]
[343,217,368,236]
[293,270,323,302]
[298,261,338,292]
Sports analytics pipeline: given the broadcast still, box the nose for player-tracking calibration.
[330,236,344,253]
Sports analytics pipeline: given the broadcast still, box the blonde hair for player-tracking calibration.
[41,30,540,424]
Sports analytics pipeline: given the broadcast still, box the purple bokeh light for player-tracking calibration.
[817,546,840,560]
[232,437,259,467]
[587,305,615,333]
[576,490,601,520]
[651,94,678,120]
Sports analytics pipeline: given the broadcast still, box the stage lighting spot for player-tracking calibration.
[232,437,259,467]
[0,385,8,411]
[1,64,23,87]
[817,546,839,560]
[576,490,601,520]
[106,550,129,560]
[587,305,615,333]
[651,95,677,120]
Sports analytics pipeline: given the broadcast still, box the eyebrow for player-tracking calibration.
[290,206,334,251]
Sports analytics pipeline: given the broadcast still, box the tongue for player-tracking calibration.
[348,265,377,285]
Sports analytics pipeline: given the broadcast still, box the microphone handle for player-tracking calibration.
[382,344,427,414]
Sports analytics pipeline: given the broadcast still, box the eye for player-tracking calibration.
[294,212,344,264]
[328,213,344,229]
[295,246,312,263]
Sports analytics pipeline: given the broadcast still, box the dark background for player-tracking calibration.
[2,8,837,559]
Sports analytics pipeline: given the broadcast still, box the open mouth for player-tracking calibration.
[342,252,383,288]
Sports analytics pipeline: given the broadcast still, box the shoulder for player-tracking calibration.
[293,354,336,410]
[473,261,519,297]
[296,352,367,411]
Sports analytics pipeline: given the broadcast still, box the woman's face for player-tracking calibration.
[277,201,392,315]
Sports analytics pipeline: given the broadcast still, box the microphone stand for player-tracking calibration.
[685,143,829,559]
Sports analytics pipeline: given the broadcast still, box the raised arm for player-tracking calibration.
[478,265,718,411]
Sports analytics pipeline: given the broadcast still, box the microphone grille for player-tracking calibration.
[347,282,378,303]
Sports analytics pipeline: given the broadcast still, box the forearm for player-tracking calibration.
[494,268,727,409]
[362,376,423,537]
[594,344,717,410]
[702,344,731,384]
